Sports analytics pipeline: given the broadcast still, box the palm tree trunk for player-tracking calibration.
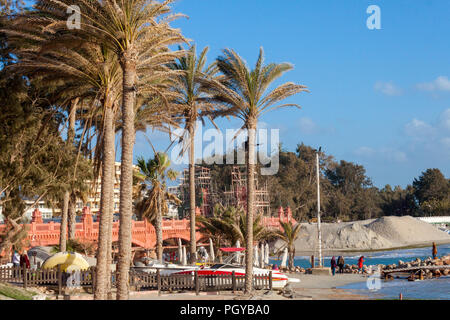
[117,52,137,300]
[188,124,196,264]
[94,106,115,300]
[67,98,78,239]
[68,196,76,239]
[244,117,257,294]
[106,143,116,300]
[59,192,69,252]
[156,193,163,262]
[288,247,294,270]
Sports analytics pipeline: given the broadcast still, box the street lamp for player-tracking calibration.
[316,147,323,267]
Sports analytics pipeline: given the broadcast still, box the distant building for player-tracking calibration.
[0,201,58,223]
[0,161,136,222]
[77,161,128,215]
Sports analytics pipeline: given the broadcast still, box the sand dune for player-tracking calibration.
[290,215,450,252]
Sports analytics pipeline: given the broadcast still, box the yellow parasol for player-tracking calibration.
[42,252,90,272]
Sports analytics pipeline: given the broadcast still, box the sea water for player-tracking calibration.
[271,243,450,299]
[340,275,449,300]
[272,243,450,269]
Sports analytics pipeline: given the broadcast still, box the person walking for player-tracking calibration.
[432,242,437,259]
[337,256,345,274]
[12,250,20,267]
[20,250,30,269]
[12,250,20,277]
[358,256,364,274]
[330,256,337,276]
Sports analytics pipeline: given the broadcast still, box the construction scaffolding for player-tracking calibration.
[178,165,271,218]
[179,166,219,217]
[223,166,271,216]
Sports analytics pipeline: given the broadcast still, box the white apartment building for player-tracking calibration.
[0,162,180,222]
[76,161,124,215]
[0,201,58,223]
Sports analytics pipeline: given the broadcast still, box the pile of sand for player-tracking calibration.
[290,215,450,252]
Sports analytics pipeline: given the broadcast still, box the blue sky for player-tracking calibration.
[130,0,450,188]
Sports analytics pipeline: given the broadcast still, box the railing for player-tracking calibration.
[0,265,95,296]
[0,265,273,297]
[129,269,272,294]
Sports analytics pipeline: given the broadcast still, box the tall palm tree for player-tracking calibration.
[275,221,301,270]
[206,48,308,293]
[6,0,186,300]
[4,32,123,299]
[67,97,80,240]
[136,153,180,261]
[168,45,220,263]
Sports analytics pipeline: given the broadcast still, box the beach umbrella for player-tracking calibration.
[42,252,90,272]
[181,246,187,266]
[209,238,215,263]
[280,247,288,269]
[254,245,259,267]
[177,238,182,263]
[260,243,265,267]
[234,240,241,263]
[264,243,269,265]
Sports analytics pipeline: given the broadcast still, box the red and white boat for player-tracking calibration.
[173,247,299,289]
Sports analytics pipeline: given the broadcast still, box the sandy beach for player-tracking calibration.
[122,273,370,301]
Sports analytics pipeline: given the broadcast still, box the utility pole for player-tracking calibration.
[316,148,323,267]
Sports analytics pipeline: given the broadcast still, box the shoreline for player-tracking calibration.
[290,239,450,257]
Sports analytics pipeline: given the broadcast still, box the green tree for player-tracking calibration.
[135,153,180,262]
[207,48,308,293]
[413,169,450,213]
[168,44,220,264]
[275,221,301,270]
[7,0,185,300]
[196,204,275,260]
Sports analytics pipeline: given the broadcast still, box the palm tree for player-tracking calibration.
[6,0,185,300]
[275,221,301,270]
[206,48,308,293]
[168,45,220,263]
[4,33,123,299]
[196,204,275,260]
[135,153,180,261]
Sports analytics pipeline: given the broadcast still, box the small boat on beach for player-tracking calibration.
[173,247,299,289]
[131,258,199,276]
[174,263,297,289]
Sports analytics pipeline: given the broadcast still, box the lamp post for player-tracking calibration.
[316,147,323,267]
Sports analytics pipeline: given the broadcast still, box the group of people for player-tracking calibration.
[330,255,365,275]
[11,250,31,275]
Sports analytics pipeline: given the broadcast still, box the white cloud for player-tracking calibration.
[416,76,450,92]
[439,109,450,131]
[354,146,407,163]
[402,109,450,159]
[374,81,403,96]
[385,150,408,163]
[440,137,450,149]
[354,146,375,157]
[298,117,319,134]
[404,119,436,138]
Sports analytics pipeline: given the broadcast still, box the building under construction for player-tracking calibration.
[178,166,219,217]
[178,165,270,217]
